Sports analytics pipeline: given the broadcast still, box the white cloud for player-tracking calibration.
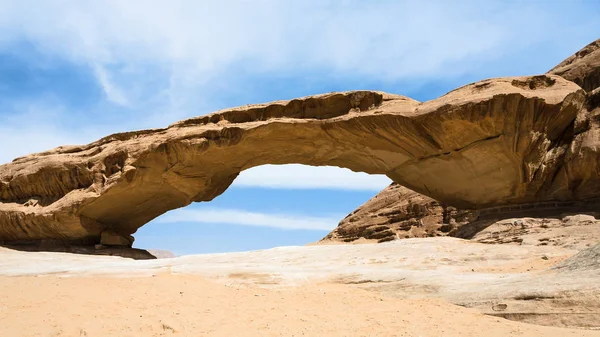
[0,100,97,164]
[92,64,130,106]
[0,0,596,105]
[233,164,391,191]
[0,126,77,164]
[155,207,342,231]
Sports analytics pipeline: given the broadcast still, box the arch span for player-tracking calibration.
[0,75,590,243]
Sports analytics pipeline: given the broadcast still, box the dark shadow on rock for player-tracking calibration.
[0,240,157,260]
[452,201,600,239]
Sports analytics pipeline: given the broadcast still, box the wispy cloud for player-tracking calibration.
[0,99,98,163]
[0,125,78,162]
[92,63,130,106]
[1,0,597,105]
[233,165,391,191]
[155,207,342,231]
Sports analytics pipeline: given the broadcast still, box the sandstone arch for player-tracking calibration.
[0,74,592,246]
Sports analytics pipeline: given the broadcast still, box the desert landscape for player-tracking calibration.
[1,237,600,336]
[0,9,599,337]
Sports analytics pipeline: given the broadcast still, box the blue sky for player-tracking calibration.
[0,1,599,255]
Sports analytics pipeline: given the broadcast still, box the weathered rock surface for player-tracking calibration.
[467,214,600,250]
[554,241,600,271]
[548,39,600,92]
[100,230,134,247]
[321,183,477,243]
[1,39,599,246]
[147,249,177,259]
[324,38,600,244]
[0,240,156,259]
[321,183,600,247]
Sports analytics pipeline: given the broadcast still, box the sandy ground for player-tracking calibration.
[1,238,599,336]
[1,275,598,337]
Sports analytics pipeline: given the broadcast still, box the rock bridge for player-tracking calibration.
[0,39,599,247]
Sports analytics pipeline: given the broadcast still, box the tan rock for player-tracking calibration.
[467,215,600,250]
[1,39,599,244]
[100,230,134,247]
[147,249,176,259]
[554,242,600,271]
[548,38,600,92]
[321,183,477,243]
[0,241,155,260]
[325,38,600,244]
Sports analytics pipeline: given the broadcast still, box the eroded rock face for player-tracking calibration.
[0,39,598,245]
[322,183,477,243]
[100,230,134,247]
[548,39,600,93]
[468,214,600,250]
[324,39,600,244]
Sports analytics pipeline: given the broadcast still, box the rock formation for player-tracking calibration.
[147,249,177,259]
[322,183,477,243]
[0,39,599,251]
[549,39,600,92]
[323,38,600,243]
[554,241,600,271]
[469,214,600,250]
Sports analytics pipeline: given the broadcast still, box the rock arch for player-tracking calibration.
[0,74,593,245]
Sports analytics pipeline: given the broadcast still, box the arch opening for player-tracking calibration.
[133,164,391,255]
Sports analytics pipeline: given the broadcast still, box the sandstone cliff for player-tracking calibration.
[1,39,599,250]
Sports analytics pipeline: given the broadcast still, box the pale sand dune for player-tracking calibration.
[0,275,598,337]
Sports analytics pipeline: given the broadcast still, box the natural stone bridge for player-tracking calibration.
[0,39,599,248]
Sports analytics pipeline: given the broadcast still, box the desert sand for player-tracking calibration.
[1,274,597,337]
[1,238,599,336]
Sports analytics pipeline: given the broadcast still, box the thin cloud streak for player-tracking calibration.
[156,207,342,231]
[92,64,130,106]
